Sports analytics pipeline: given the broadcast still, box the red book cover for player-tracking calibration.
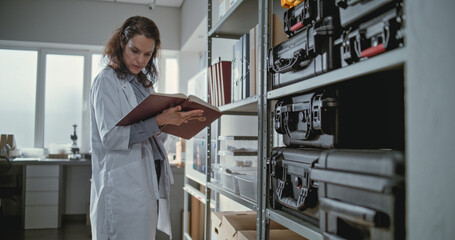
[116,93,222,139]
[216,61,232,106]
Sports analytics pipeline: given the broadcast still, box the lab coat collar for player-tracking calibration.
[120,76,138,109]
[125,73,136,83]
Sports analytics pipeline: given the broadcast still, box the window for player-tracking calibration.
[164,58,179,93]
[0,49,37,147]
[0,44,103,152]
[44,54,84,148]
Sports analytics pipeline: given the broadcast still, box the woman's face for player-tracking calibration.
[122,34,156,76]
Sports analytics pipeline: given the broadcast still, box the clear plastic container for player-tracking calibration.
[218,136,258,152]
[211,163,222,182]
[236,175,257,201]
[218,167,256,194]
[17,148,46,158]
[218,150,257,168]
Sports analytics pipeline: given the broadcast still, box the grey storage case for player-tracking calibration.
[269,147,321,225]
[336,0,399,28]
[312,149,405,240]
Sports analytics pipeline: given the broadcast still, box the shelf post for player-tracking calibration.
[204,1,213,240]
[257,0,270,239]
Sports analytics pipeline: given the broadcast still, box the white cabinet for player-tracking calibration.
[24,165,60,229]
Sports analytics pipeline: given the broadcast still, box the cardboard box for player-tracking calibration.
[211,212,225,238]
[218,212,285,240]
[212,211,256,239]
[238,229,309,240]
[0,134,16,158]
[272,14,289,47]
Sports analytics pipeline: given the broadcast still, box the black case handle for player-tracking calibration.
[319,197,390,228]
[275,179,317,211]
[336,0,362,8]
[271,49,312,74]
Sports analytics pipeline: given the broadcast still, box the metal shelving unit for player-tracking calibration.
[187,0,407,239]
[203,0,264,240]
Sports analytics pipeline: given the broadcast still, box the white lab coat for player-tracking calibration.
[90,67,174,240]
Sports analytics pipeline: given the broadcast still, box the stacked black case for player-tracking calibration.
[268,0,340,89]
[274,70,404,149]
[269,147,320,225]
[267,1,406,239]
[312,149,405,239]
[335,0,405,66]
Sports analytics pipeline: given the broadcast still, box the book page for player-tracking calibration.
[150,92,187,99]
[187,95,220,112]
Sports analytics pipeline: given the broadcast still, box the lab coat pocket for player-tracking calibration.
[106,161,154,219]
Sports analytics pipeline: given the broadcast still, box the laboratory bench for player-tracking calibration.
[4,158,92,230]
[2,158,185,239]
[11,157,92,166]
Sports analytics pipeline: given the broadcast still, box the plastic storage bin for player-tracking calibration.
[219,150,257,168]
[218,136,258,152]
[211,163,222,182]
[218,167,256,194]
[236,175,257,201]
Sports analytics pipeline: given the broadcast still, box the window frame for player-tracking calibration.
[37,48,92,152]
[0,40,102,153]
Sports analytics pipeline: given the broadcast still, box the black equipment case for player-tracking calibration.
[274,70,404,149]
[335,3,404,66]
[283,0,339,38]
[268,18,340,89]
[269,147,320,225]
[311,149,405,239]
[336,0,400,28]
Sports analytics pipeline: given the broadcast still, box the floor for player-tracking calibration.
[1,216,92,240]
[0,216,170,240]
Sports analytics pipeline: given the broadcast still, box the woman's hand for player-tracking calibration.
[155,105,204,127]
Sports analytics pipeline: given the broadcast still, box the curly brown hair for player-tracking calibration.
[103,16,161,88]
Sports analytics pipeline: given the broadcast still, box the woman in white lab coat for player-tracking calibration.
[90,16,203,240]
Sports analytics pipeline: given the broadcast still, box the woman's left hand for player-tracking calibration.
[155,105,204,127]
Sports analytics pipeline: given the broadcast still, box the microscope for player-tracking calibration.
[68,124,81,160]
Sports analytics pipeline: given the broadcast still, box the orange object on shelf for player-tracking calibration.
[281,0,303,9]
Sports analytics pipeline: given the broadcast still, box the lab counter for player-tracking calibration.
[7,158,92,229]
[12,158,91,166]
[6,158,185,238]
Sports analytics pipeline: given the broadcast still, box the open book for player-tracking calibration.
[116,92,222,139]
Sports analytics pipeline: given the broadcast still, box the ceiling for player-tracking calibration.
[94,0,185,8]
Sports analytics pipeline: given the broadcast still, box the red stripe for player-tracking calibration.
[361,43,386,58]
[291,22,304,32]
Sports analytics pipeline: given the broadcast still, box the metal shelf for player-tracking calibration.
[267,47,407,100]
[183,184,206,203]
[219,95,259,114]
[207,182,257,210]
[183,184,216,209]
[185,167,206,187]
[267,209,323,240]
[208,0,258,38]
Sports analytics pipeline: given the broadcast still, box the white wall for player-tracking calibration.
[0,0,180,50]
[179,51,203,94]
[180,0,207,50]
[407,0,455,239]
